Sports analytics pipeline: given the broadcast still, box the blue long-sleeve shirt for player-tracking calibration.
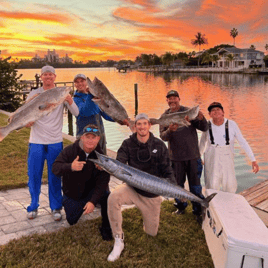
[73,91,114,136]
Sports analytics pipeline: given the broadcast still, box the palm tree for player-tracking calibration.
[226,54,235,68]
[191,32,208,67]
[230,28,238,46]
[201,53,212,67]
[265,44,268,52]
[161,52,174,67]
[212,55,220,67]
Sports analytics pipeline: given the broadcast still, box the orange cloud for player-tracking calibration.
[0,10,72,25]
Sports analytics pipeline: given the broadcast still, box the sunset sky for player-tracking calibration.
[1,0,268,62]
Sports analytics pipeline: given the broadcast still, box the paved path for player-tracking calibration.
[0,176,123,246]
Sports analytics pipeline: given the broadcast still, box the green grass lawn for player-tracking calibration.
[0,201,214,268]
[0,113,72,190]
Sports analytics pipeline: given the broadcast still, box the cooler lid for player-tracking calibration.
[206,189,268,252]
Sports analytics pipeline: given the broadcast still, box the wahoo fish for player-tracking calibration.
[150,106,200,127]
[87,77,130,125]
[90,152,216,208]
[0,87,70,142]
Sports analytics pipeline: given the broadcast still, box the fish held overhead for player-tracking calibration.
[0,87,71,142]
[150,106,200,127]
[86,77,130,125]
[90,152,216,208]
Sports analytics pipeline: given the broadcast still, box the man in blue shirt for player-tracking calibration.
[73,74,115,154]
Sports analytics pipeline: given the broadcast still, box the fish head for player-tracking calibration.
[90,151,119,174]
[52,87,71,101]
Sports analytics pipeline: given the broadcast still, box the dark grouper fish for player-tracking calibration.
[0,87,70,142]
[90,152,216,208]
[86,77,130,125]
[150,106,199,127]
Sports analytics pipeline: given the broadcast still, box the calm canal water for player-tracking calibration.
[18,68,268,192]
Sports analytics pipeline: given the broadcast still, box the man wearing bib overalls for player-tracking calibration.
[199,102,259,193]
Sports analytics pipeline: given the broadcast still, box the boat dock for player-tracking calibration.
[240,179,268,227]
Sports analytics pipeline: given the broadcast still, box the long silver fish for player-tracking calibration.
[90,152,216,208]
[150,106,200,127]
[87,77,130,125]
[0,87,70,142]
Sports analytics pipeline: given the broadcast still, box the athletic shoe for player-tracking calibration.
[52,209,62,221]
[107,234,124,262]
[172,209,185,215]
[27,209,38,220]
[99,226,113,241]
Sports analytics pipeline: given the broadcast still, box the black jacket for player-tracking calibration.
[52,140,110,205]
[117,132,176,198]
[160,105,208,161]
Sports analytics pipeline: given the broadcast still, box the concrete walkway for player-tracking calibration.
[0,176,123,246]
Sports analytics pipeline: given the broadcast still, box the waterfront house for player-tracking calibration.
[215,47,265,69]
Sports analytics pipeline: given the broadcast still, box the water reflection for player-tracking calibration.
[17,68,268,192]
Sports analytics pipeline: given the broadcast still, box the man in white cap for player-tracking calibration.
[25,65,79,221]
[107,113,175,262]
[73,74,115,155]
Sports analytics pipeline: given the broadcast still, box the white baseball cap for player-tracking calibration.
[41,66,55,75]
[74,74,86,82]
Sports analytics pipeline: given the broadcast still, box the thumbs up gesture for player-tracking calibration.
[71,156,86,171]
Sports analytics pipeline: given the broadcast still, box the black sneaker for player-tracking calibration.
[195,215,203,226]
[172,209,185,215]
[99,226,113,241]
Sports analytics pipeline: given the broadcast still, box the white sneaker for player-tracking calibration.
[27,210,38,220]
[107,234,124,262]
[52,209,62,221]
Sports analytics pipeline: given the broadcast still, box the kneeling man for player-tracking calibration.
[52,124,112,240]
[107,113,176,261]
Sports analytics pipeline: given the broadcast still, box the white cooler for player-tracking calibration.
[203,189,268,268]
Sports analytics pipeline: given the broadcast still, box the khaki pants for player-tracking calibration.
[108,184,162,237]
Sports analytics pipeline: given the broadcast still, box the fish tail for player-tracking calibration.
[149,118,158,125]
[128,120,135,133]
[202,193,217,208]
[0,127,8,142]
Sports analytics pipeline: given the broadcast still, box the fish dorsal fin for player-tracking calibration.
[24,93,41,104]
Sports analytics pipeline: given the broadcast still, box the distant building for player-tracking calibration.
[32,54,43,62]
[214,47,265,68]
[45,49,59,63]
[58,54,73,64]
[31,49,73,64]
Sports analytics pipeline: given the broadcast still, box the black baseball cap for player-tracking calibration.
[208,102,224,112]
[166,90,179,98]
[82,124,100,136]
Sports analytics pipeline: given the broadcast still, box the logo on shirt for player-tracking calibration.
[152,149,157,153]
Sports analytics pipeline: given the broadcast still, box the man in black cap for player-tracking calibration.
[52,124,112,240]
[159,90,208,222]
[199,102,259,193]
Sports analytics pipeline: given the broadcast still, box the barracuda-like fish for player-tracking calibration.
[90,152,216,208]
[0,87,70,142]
[87,77,130,125]
[149,106,200,127]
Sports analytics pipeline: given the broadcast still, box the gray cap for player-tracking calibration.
[41,66,55,75]
[74,74,86,82]
[135,113,150,123]
[82,124,100,136]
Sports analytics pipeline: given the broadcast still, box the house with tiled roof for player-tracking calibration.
[215,47,265,68]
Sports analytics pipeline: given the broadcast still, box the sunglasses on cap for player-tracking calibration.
[85,127,98,132]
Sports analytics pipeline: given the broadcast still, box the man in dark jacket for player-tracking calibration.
[107,113,176,262]
[160,90,208,220]
[52,124,112,240]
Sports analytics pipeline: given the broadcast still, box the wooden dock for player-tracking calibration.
[240,179,268,227]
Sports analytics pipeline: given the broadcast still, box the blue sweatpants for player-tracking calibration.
[27,143,63,212]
